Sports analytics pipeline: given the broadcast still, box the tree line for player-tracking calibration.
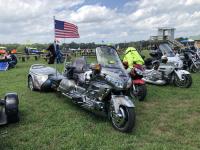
[0,41,150,53]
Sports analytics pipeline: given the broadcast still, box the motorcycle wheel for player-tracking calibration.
[174,74,192,88]
[110,105,135,133]
[190,63,200,73]
[28,76,35,91]
[129,84,147,101]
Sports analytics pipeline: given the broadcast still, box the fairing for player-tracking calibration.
[96,46,130,89]
[159,43,183,68]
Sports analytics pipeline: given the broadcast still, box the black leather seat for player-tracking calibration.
[72,57,89,84]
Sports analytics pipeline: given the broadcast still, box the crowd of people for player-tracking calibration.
[0,50,18,69]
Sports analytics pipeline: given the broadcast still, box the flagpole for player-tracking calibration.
[53,16,56,41]
[53,16,58,77]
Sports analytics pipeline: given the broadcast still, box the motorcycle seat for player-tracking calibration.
[73,73,86,84]
[49,74,64,82]
[145,58,160,70]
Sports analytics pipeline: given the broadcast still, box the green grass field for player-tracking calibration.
[0,57,200,150]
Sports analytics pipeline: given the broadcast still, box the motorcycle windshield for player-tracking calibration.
[96,46,130,87]
[159,43,175,57]
[96,46,124,69]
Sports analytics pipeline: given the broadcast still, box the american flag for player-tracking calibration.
[55,19,80,38]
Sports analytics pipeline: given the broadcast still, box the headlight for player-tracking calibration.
[36,75,48,83]
[105,75,124,88]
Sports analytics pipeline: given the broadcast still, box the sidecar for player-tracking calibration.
[0,93,19,125]
[28,64,64,91]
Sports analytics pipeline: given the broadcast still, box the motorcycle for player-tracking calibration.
[28,46,136,133]
[180,49,200,73]
[143,58,192,88]
[123,63,147,101]
[150,43,183,69]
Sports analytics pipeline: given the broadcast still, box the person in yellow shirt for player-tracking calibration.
[123,47,144,71]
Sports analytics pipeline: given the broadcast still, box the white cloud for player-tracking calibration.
[0,0,84,43]
[126,0,200,38]
[70,5,117,23]
[185,0,200,5]
[0,0,200,43]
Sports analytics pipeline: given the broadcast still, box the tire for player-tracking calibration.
[28,76,35,91]
[174,74,192,88]
[5,93,19,123]
[129,84,147,101]
[110,105,135,133]
[190,63,200,73]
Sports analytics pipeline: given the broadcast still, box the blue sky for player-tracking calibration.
[0,0,200,43]
[83,0,130,9]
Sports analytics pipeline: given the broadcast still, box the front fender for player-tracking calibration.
[111,95,135,113]
[174,70,190,80]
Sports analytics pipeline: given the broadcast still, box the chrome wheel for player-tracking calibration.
[111,107,126,128]
[110,103,135,132]
[174,74,192,88]
[191,63,200,73]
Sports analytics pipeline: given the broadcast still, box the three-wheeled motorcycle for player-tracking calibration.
[28,46,136,133]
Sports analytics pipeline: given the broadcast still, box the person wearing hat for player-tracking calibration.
[123,47,144,72]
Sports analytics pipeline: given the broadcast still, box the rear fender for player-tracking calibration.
[111,95,135,113]
[133,79,145,85]
[5,93,19,105]
[5,93,19,116]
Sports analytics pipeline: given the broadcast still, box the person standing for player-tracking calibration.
[55,41,63,64]
[46,43,56,64]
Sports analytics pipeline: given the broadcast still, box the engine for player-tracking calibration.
[146,70,162,81]
[58,79,77,93]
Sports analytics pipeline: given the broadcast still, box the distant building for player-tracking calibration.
[157,27,175,41]
[150,27,184,49]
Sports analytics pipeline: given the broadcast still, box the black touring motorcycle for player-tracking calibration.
[28,46,136,132]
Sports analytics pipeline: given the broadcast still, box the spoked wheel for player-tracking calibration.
[110,104,135,133]
[129,84,147,101]
[174,74,192,88]
[190,63,200,73]
[28,76,35,91]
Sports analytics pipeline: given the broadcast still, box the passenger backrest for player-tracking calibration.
[72,57,88,73]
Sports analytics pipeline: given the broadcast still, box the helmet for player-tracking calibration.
[125,47,136,54]
[161,55,168,64]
